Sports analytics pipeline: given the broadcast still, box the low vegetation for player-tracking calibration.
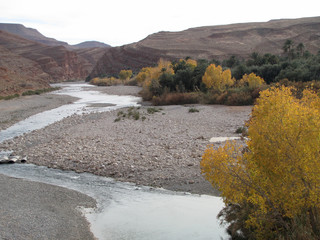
[0,87,60,100]
[114,107,163,122]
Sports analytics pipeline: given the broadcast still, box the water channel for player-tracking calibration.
[0,82,227,239]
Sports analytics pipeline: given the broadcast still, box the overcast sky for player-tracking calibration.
[0,0,318,46]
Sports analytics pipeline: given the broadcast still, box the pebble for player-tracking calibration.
[0,104,251,195]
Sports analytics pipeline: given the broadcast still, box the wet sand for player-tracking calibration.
[0,174,96,240]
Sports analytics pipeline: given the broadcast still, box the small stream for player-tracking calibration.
[0,82,227,239]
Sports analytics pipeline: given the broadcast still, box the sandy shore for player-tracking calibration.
[0,85,252,195]
[0,174,96,240]
[0,93,77,131]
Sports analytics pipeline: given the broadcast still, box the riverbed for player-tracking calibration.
[0,82,252,239]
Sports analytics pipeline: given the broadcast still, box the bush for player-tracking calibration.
[147,107,162,114]
[21,87,59,96]
[226,92,253,105]
[0,93,20,100]
[188,107,199,113]
[152,92,199,105]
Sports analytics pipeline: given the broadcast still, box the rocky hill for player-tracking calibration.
[0,25,109,96]
[89,16,320,78]
[72,41,111,49]
[0,23,69,47]
[0,30,89,95]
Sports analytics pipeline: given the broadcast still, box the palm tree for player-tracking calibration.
[283,40,295,60]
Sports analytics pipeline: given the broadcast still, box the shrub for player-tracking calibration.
[188,107,199,113]
[226,92,253,105]
[147,107,162,114]
[152,92,199,105]
[0,93,20,100]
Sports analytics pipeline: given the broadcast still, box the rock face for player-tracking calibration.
[0,30,88,95]
[0,23,110,95]
[0,45,51,95]
[89,16,320,77]
[0,28,109,95]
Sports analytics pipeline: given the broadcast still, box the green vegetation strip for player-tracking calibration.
[0,87,60,100]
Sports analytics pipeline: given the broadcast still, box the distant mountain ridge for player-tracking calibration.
[89,16,320,78]
[0,23,69,47]
[72,41,111,49]
[0,23,111,49]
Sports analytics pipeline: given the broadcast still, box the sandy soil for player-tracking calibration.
[0,93,77,131]
[0,174,96,240]
[0,86,252,195]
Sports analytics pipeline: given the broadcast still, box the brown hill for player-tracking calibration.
[89,16,320,78]
[0,23,110,78]
[72,41,111,49]
[0,45,51,96]
[0,30,90,95]
[0,23,69,47]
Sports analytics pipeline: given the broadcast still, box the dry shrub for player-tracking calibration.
[152,92,199,105]
[226,92,253,105]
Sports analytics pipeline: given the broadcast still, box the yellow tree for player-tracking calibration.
[201,86,320,239]
[202,64,234,91]
[136,59,174,88]
[239,73,265,89]
[119,69,133,81]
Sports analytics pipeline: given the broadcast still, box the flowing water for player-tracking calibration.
[0,82,227,239]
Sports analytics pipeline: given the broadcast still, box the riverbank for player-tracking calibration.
[0,93,78,131]
[0,174,96,240]
[0,85,252,195]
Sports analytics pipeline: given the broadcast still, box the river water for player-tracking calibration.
[0,82,227,240]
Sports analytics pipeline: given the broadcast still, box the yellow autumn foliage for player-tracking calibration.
[201,86,320,238]
[136,59,174,88]
[239,73,265,89]
[179,58,197,69]
[202,64,235,91]
[119,69,132,80]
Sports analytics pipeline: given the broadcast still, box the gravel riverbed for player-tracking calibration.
[0,86,252,195]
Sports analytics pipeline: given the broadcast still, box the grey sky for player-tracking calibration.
[0,0,318,46]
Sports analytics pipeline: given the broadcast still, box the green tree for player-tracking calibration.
[283,40,295,60]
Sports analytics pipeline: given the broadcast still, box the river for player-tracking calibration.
[0,82,227,240]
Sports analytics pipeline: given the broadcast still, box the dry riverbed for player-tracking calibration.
[0,86,252,195]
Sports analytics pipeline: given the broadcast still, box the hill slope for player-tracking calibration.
[0,23,109,76]
[89,17,320,78]
[0,23,69,47]
[0,30,89,95]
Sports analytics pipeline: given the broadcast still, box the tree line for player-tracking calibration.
[90,40,320,106]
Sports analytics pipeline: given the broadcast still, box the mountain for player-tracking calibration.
[0,23,109,76]
[0,23,69,47]
[0,24,110,96]
[72,41,111,49]
[0,45,51,95]
[89,16,320,78]
[0,30,89,95]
